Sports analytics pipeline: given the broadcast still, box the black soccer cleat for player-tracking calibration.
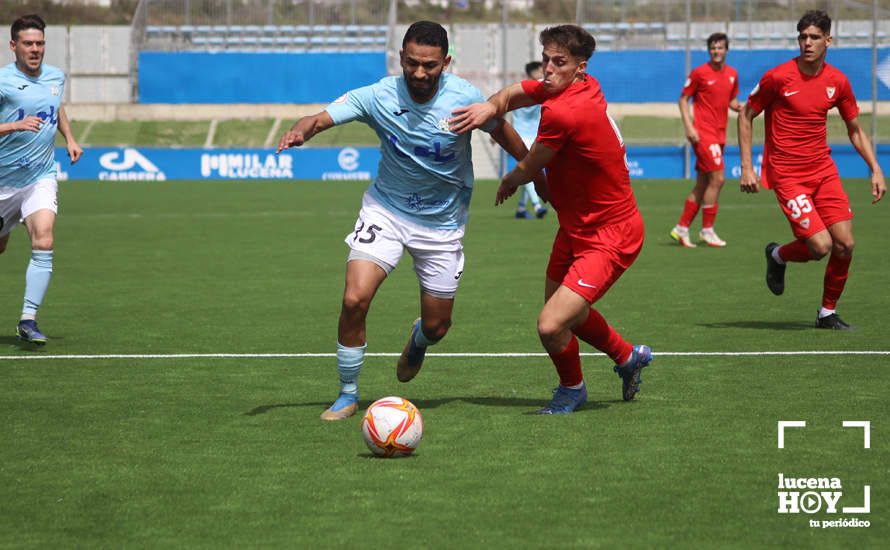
[815,312,853,331]
[765,242,786,296]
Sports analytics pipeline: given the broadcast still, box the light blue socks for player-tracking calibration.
[22,250,53,319]
[336,342,366,395]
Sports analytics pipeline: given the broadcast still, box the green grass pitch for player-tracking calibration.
[1,178,887,547]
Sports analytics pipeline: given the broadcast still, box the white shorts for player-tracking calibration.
[0,178,58,238]
[345,193,466,299]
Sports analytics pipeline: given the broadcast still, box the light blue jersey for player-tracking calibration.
[326,73,494,229]
[510,104,541,141]
[0,63,64,188]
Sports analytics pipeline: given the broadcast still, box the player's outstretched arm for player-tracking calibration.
[678,95,699,145]
[496,141,555,206]
[844,116,886,204]
[0,115,43,136]
[58,106,83,164]
[737,103,761,194]
[450,82,536,134]
[276,111,335,153]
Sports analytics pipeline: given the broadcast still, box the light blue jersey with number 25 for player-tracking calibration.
[0,63,65,189]
[326,73,495,229]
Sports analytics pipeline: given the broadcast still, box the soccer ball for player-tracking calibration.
[361,396,424,458]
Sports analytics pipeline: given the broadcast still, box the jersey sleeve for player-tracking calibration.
[745,69,779,115]
[324,83,375,125]
[520,79,549,104]
[681,69,698,97]
[535,103,571,152]
[835,74,859,121]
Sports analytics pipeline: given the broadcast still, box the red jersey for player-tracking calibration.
[746,58,859,186]
[522,75,637,233]
[681,62,739,143]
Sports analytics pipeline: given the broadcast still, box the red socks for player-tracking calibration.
[701,204,718,229]
[678,198,700,228]
[572,308,632,365]
[778,240,813,263]
[547,335,583,387]
[822,254,852,310]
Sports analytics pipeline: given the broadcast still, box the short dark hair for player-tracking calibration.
[524,61,542,77]
[539,25,596,61]
[11,14,45,41]
[707,32,729,49]
[797,10,831,35]
[402,20,448,55]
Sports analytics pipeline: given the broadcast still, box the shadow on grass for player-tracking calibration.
[698,320,814,331]
[244,395,613,416]
[0,335,57,351]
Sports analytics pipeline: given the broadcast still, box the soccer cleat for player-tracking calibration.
[765,242,786,296]
[537,383,588,414]
[16,319,46,346]
[669,227,697,248]
[699,228,726,247]
[534,206,548,219]
[515,209,531,219]
[396,318,427,382]
[613,345,653,401]
[320,392,359,420]
[815,312,853,331]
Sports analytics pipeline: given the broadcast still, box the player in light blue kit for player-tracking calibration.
[0,14,82,345]
[277,21,539,420]
[508,61,547,220]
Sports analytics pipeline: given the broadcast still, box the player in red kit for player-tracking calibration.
[451,24,652,413]
[671,32,742,248]
[738,10,885,330]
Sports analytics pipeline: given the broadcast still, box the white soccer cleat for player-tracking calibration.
[669,226,697,248]
[699,229,727,248]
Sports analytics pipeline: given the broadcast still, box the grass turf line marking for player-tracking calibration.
[1,351,889,360]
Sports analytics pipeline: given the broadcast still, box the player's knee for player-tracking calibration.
[422,318,451,342]
[536,314,563,343]
[341,292,372,318]
[31,236,53,251]
[832,239,854,257]
[809,240,832,260]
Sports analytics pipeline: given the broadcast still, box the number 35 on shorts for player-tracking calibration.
[786,194,814,220]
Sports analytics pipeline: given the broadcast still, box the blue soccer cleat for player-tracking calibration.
[515,209,531,219]
[320,391,359,421]
[614,345,653,401]
[537,383,588,414]
[16,319,47,346]
[535,206,548,219]
[396,318,427,382]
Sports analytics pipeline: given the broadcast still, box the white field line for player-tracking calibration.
[0,351,889,361]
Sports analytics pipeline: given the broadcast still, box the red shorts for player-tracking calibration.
[694,139,725,173]
[773,172,853,239]
[546,210,644,303]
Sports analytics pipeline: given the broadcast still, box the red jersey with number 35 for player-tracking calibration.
[746,58,859,187]
[522,75,637,233]
[681,62,739,143]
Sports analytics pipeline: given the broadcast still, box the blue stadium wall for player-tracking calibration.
[138,48,890,103]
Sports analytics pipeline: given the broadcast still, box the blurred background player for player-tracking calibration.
[277,21,534,420]
[452,24,652,414]
[0,14,82,345]
[670,32,740,248]
[739,10,885,330]
[509,61,547,220]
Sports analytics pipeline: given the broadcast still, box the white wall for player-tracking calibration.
[2,25,132,103]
